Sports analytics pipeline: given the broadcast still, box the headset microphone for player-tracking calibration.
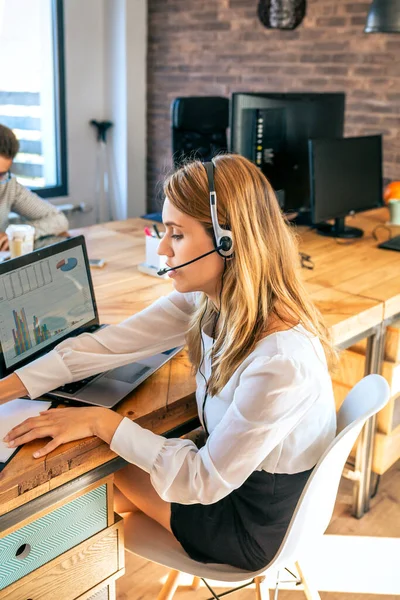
[157,245,223,276]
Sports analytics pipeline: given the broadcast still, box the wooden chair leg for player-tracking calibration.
[191,576,201,590]
[254,576,267,600]
[157,569,181,600]
[295,561,322,600]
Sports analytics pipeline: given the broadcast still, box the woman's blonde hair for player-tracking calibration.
[164,154,336,396]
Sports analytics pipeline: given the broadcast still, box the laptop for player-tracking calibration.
[377,235,400,252]
[0,235,182,408]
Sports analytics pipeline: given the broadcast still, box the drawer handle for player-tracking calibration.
[15,543,31,560]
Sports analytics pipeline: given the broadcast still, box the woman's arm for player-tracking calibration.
[3,354,332,474]
[0,373,29,406]
[15,291,197,399]
[10,181,68,238]
[108,355,334,505]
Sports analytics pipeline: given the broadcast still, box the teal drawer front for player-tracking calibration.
[0,484,108,590]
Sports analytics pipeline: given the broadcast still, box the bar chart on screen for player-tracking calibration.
[0,247,95,368]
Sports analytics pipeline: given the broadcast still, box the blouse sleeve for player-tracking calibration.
[15,291,196,398]
[109,354,320,505]
[10,182,69,239]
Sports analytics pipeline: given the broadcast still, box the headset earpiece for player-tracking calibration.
[220,236,232,252]
[217,233,234,257]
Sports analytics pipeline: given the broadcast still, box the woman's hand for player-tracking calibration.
[0,232,9,251]
[3,406,124,458]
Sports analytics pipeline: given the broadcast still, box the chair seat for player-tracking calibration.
[123,511,276,583]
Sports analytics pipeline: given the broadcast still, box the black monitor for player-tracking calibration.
[230,92,345,217]
[309,135,383,239]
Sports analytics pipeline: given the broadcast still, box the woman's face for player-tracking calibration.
[158,197,224,297]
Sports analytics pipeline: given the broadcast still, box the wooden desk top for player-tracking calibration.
[298,207,400,320]
[0,208,397,515]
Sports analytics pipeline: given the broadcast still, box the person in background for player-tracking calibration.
[0,124,69,250]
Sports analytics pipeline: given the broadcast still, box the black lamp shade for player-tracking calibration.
[365,0,400,33]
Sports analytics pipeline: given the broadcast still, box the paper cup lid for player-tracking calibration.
[5,224,35,238]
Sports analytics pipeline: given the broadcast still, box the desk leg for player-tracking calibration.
[352,326,384,518]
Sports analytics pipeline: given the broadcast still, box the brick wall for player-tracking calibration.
[147,0,400,211]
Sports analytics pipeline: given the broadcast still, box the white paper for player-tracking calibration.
[0,398,52,463]
[0,251,10,263]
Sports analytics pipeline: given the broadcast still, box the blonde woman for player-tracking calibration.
[2,155,336,571]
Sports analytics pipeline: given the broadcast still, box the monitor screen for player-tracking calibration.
[0,239,96,370]
[230,92,345,214]
[309,135,383,225]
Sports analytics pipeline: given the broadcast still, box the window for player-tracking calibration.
[0,0,67,197]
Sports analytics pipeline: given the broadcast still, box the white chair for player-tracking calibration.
[123,374,390,600]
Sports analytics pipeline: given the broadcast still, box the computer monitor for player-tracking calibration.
[309,135,383,239]
[230,92,345,217]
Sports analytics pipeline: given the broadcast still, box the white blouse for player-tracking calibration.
[16,291,336,506]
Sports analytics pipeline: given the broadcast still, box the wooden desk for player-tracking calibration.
[0,220,198,599]
[0,209,398,597]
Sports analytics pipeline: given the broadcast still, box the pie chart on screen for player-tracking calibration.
[56,257,78,272]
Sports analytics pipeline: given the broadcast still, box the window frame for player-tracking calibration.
[32,0,68,199]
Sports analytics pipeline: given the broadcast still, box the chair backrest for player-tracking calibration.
[269,374,390,568]
[171,96,229,167]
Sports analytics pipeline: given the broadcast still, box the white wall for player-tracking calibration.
[53,0,147,226]
[125,0,147,219]
[104,0,127,221]
[53,0,105,227]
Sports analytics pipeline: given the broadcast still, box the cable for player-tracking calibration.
[198,298,209,406]
[372,224,392,242]
[201,258,227,436]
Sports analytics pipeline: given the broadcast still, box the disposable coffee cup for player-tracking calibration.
[388,199,400,226]
[145,234,166,271]
[5,224,35,258]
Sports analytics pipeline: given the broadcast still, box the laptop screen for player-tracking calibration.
[0,236,98,373]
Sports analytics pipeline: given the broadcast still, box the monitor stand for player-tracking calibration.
[315,217,363,239]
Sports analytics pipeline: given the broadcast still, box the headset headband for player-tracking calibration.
[203,160,234,258]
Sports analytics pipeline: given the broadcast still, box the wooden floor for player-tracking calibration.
[116,461,400,600]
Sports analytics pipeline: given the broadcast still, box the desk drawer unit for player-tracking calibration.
[1,516,124,600]
[0,483,108,591]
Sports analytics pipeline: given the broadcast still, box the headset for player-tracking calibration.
[157,159,234,276]
[203,160,234,258]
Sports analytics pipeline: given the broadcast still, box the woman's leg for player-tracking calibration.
[113,463,172,533]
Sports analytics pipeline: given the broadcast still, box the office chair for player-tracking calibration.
[123,374,390,600]
[171,96,229,167]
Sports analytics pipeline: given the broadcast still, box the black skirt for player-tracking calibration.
[170,467,313,572]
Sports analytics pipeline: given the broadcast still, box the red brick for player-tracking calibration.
[315,66,349,76]
[344,3,370,13]
[300,54,332,63]
[350,16,368,26]
[316,17,347,27]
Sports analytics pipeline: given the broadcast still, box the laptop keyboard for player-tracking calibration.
[57,375,98,395]
[56,364,152,395]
